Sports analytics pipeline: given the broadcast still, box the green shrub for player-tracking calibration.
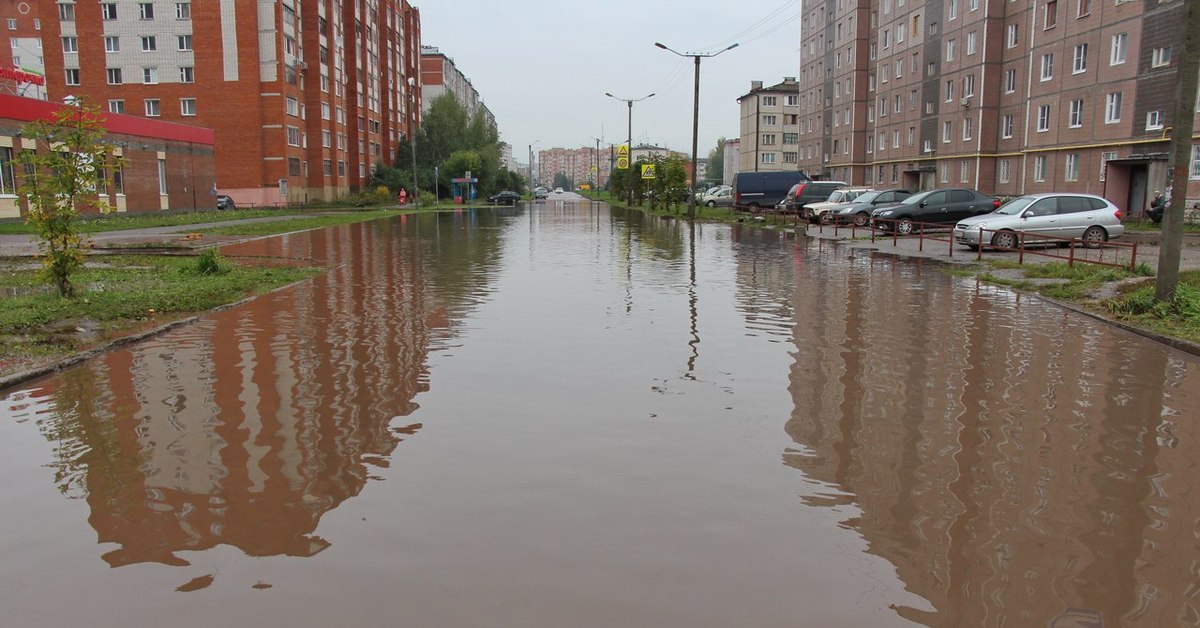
[194,249,232,275]
[418,191,437,206]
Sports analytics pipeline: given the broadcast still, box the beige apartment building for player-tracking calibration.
[737,78,803,173]
[797,0,1199,214]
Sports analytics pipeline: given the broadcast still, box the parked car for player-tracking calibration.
[696,185,731,203]
[216,194,235,211]
[487,190,521,205]
[702,187,734,207]
[954,193,1125,249]
[830,189,913,226]
[734,171,808,210]
[781,180,847,217]
[804,187,871,223]
[871,188,1000,233]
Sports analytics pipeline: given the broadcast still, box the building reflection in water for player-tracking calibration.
[25,214,507,568]
[777,245,1200,626]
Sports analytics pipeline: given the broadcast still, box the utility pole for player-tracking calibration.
[1156,0,1200,301]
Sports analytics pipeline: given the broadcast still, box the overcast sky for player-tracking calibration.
[417,0,801,160]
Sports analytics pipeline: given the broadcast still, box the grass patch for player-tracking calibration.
[199,208,401,236]
[1102,271,1200,344]
[0,209,293,235]
[0,255,323,378]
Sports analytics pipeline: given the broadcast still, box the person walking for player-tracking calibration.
[398,187,408,207]
[1148,190,1165,225]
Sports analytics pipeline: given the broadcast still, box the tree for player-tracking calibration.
[442,150,484,200]
[14,101,123,298]
[706,137,725,186]
[553,172,572,190]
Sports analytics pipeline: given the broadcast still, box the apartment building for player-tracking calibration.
[722,138,740,185]
[538,145,611,189]
[419,44,496,130]
[1,2,48,100]
[33,0,422,206]
[737,77,802,173]
[799,0,1199,213]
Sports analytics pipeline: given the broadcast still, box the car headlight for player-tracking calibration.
[876,210,893,216]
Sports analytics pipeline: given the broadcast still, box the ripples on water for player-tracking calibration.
[1,203,1198,627]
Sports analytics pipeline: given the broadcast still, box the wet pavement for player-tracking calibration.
[2,201,1199,627]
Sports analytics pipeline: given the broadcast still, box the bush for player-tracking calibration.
[193,249,232,275]
[419,191,437,206]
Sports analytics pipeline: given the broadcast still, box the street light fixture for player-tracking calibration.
[605,91,655,207]
[653,41,738,219]
[406,76,420,206]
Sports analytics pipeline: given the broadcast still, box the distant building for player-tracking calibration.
[722,138,740,185]
[737,78,802,174]
[538,146,611,188]
[0,3,47,100]
[1,94,215,218]
[420,45,496,130]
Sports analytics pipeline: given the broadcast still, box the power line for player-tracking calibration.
[702,0,800,51]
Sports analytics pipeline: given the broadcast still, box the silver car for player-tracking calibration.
[954,193,1125,249]
[702,187,734,207]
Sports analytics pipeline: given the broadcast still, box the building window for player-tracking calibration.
[866,135,874,153]
[1007,24,1018,48]
[1191,145,1200,180]
[967,32,977,55]
[1077,0,1091,17]
[762,134,777,145]
[943,120,952,143]
[1100,151,1116,181]
[157,159,167,194]
[1034,155,1047,181]
[106,68,122,84]
[785,95,798,106]
[177,35,192,51]
[949,0,958,19]
[323,159,332,176]
[892,130,900,148]
[762,114,777,125]
[1146,110,1164,131]
[1073,43,1087,73]
[964,74,975,97]
[143,67,157,84]
[783,132,798,144]
[922,139,933,153]
[945,80,955,102]
[1110,33,1127,65]
[58,3,75,21]
[176,2,191,19]
[322,130,331,147]
[139,2,154,19]
[1105,92,1122,123]
[108,99,124,114]
[1037,105,1051,131]
[783,152,798,163]
[145,99,160,117]
[105,36,120,52]
[62,36,77,53]
[141,36,157,52]
[1002,114,1014,138]
[761,153,776,164]
[963,117,973,140]
[1004,68,1017,93]
[1044,0,1058,28]
[286,96,299,116]
[338,161,345,176]
[762,96,777,106]
[179,66,193,83]
[64,68,79,85]
[1041,53,1054,80]
[101,3,116,20]
[946,39,956,62]
[998,159,1010,184]
[5,18,14,30]
[940,163,950,183]
[961,160,970,183]
[288,157,301,176]
[179,98,196,116]
[1064,154,1079,181]
[1069,99,1083,127]
[1151,47,1171,68]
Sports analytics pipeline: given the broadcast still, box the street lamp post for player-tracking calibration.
[653,42,738,219]
[605,91,655,207]
[406,77,420,206]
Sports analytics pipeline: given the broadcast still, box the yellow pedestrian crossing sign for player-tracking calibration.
[617,157,630,170]
[617,144,630,157]
[641,164,656,179]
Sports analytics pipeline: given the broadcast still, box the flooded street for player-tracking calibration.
[2,201,1198,627]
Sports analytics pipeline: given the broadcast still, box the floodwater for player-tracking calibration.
[2,201,1198,627]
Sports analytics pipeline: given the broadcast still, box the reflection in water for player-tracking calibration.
[1,203,1199,627]
[781,248,1200,626]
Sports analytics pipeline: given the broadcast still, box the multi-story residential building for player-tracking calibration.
[33,0,421,206]
[722,138,740,185]
[538,145,611,189]
[737,78,802,173]
[419,44,495,130]
[1,2,48,100]
[798,0,1199,214]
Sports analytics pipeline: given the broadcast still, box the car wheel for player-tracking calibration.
[896,218,915,235]
[1082,225,1107,249]
[818,211,834,225]
[706,200,716,207]
[852,212,869,227]
[991,230,1017,250]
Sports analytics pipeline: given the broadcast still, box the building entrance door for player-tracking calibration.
[1129,165,1148,218]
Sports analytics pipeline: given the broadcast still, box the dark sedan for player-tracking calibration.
[871,188,999,233]
[488,190,521,206]
[828,189,912,226]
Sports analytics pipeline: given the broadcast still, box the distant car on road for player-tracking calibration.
[487,190,521,206]
[534,188,549,199]
[954,193,1125,249]
[554,187,564,194]
[216,194,235,211]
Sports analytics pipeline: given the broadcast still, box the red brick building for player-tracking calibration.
[32,0,420,206]
[1,93,215,218]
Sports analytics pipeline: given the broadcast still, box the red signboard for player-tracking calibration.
[0,67,45,86]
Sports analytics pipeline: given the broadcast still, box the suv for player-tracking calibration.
[216,194,236,211]
[487,190,521,206]
[783,181,847,215]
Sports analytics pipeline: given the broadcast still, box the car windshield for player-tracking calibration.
[994,196,1037,215]
[853,191,881,204]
